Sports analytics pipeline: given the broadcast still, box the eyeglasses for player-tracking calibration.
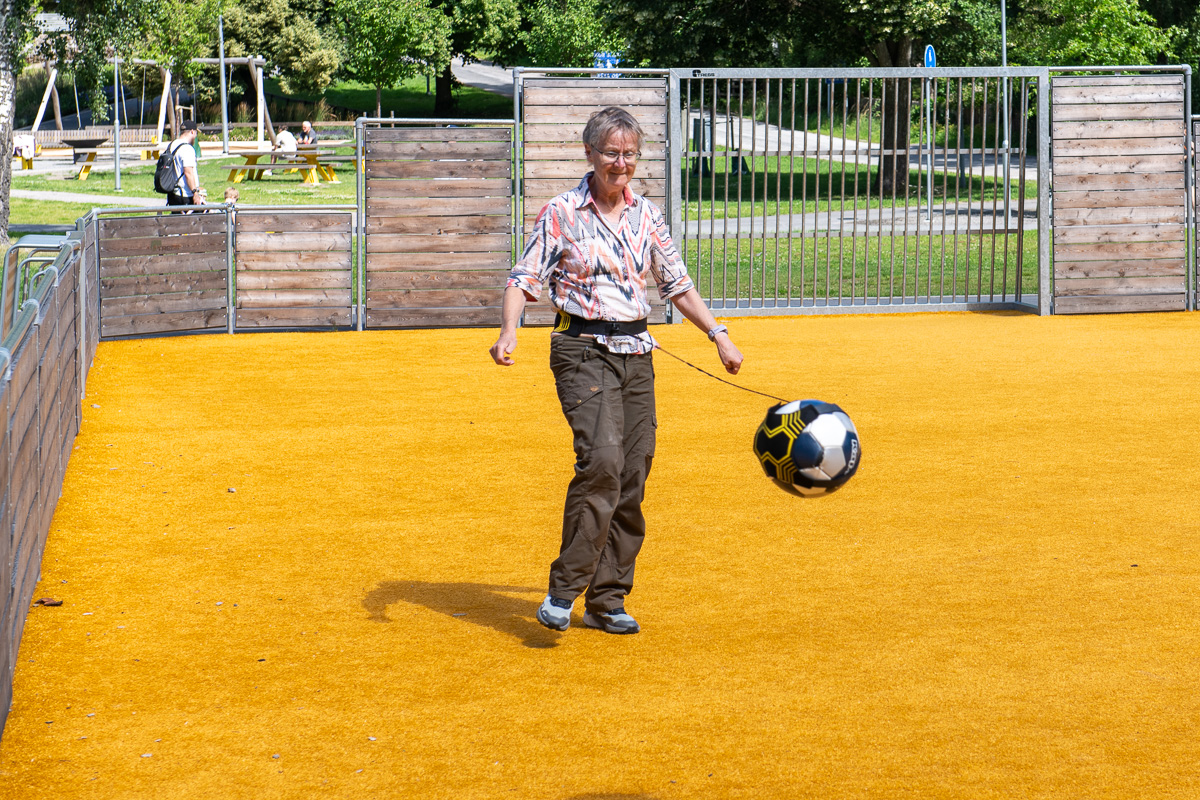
[597,150,641,164]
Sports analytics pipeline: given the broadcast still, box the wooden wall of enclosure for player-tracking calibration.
[1,240,94,741]
[520,77,671,325]
[1050,75,1189,313]
[362,125,515,328]
[235,210,353,329]
[98,213,231,337]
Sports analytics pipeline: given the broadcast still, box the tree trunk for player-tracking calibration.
[0,35,17,239]
[434,64,457,117]
[375,85,381,118]
[873,39,914,196]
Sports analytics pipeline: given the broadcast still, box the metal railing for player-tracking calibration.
[669,67,1051,315]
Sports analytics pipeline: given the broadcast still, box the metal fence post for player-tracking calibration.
[226,205,235,333]
[1182,67,1193,311]
[667,70,683,323]
[356,117,365,331]
[1037,69,1052,316]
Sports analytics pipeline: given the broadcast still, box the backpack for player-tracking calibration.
[153,141,186,194]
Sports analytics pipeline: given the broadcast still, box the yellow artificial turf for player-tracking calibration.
[2,312,1200,798]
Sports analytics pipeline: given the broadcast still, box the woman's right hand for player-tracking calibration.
[490,329,518,366]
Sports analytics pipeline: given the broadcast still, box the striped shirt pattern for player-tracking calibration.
[508,174,694,354]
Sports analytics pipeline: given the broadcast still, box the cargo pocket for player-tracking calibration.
[552,340,605,416]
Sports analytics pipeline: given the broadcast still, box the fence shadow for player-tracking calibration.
[363,580,563,649]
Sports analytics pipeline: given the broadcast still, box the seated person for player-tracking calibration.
[267,125,298,174]
[298,120,319,146]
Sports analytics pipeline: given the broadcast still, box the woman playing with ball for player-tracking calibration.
[489,106,743,635]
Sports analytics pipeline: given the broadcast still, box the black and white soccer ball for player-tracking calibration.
[753,400,861,497]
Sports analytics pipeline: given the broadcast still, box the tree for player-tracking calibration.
[429,0,520,116]
[1,0,39,238]
[1009,0,1176,66]
[605,0,798,67]
[334,0,452,117]
[520,0,621,68]
[222,0,341,104]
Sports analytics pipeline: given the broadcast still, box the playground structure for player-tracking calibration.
[0,64,1198,743]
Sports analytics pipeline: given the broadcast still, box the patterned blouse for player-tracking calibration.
[507,174,695,354]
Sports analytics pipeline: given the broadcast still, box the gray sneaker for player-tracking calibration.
[536,594,572,631]
[583,607,640,634]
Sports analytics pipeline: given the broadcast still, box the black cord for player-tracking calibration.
[653,344,788,404]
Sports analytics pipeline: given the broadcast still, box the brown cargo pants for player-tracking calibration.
[547,334,656,613]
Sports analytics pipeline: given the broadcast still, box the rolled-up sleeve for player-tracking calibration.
[507,203,562,301]
[646,205,695,300]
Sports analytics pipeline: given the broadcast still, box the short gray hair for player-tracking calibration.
[582,107,644,151]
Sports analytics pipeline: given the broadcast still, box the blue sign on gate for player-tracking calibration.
[924,45,936,69]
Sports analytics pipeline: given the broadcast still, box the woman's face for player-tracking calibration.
[585,129,640,198]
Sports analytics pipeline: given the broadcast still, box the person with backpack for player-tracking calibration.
[158,120,203,207]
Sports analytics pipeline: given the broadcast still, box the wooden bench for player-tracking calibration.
[228,150,349,185]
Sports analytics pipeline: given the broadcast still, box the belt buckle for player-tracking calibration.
[606,322,623,337]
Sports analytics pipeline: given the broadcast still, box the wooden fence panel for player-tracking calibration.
[363,125,514,328]
[1051,74,1188,314]
[234,211,353,329]
[98,212,231,337]
[520,77,671,326]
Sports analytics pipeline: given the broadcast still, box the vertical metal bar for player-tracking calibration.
[815,77,823,304]
[889,78,899,302]
[761,78,770,307]
[801,80,810,308]
[966,79,977,300]
[356,117,366,330]
[913,77,923,303]
[736,79,744,306]
[928,76,937,303]
[954,78,963,302]
[825,79,834,304]
[838,80,848,303]
[1182,68,1193,310]
[774,78,783,305]
[940,77,950,302]
[749,82,758,305]
[1000,76,1012,300]
[787,78,796,305]
[869,79,878,303]
[902,78,912,303]
[514,72,525,327]
[226,204,235,333]
[990,77,1002,300]
[723,78,731,309]
[1037,69,1052,315]
[709,78,718,308]
[77,218,87,398]
[688,78,697,305]
[1016,78,1029,304]
[683,78,692,303]
[668,71,684,309]
[977,79,989,300]
[851,79,861,305]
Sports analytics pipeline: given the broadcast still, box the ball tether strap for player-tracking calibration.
[653,344,788,404]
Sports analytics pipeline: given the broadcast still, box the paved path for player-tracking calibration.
[11,188,162,206]
[453,58,514,97]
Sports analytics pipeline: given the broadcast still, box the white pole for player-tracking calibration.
[32,65,58,133]
[156,68,172,144]
[256,62,265,145]
[218,16,229,154]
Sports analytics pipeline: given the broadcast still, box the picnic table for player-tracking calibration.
[67,137,164,179]
[227,147,351,185]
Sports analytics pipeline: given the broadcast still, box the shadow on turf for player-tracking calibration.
[363,580,565,648]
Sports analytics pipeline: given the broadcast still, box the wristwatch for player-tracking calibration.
[707,324,728,342]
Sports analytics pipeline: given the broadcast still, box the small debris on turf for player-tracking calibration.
[228,488,236,493]
[34,598,63,606]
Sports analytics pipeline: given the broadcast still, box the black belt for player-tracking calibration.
[554,311,647,337]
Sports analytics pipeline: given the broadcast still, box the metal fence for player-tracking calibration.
[1194,115,1200,310]
[670,68,1051,315]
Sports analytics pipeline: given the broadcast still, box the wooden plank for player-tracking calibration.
[1054,294,1184,314]
[235,251,351,271]
[1051,172,1184,191]
[99,233,227,257]
[102,291,228,317]
[235,308,351,328]
[1052,85,1185,105]
[366,196,512,216]
[99,214,226,239]
[235,214,352,234]
[365,177,511,198]
[365,215,511,235]
[366,288,504,308]
[365,160,510,180]
[364,141,512,160]
[237,289,352,308]
[366,233,511,254]
[524,123,667,143]
[1052,224,1186,244]
[237,271,350,290]
[1051,119,1183,140]
[234,232,351,252]
[1053,259,1186,279]
[367,270,509,291]
[1053,102,1183,121]
[1054,276,1185,296]
[102,271,228,296]
[523,142,667,161]
[523,87,668,106]
[363,127,513,143]
[366,251,511,271]
[1051,76,1184,88]
[524,106,666,124]
[523,160,666,180]
[524,78,666,89]
[1054,240,1187,261]
[101,309,227,337]
[1052,137,1182,157]
[1051,188,1184,209]
[364,307,503,327]
[1051,154,1185,176]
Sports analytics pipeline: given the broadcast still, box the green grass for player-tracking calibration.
[686,233,1039,302]
[682,154,1034,221]
[267,76,512,120]
[7,199,98,230]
